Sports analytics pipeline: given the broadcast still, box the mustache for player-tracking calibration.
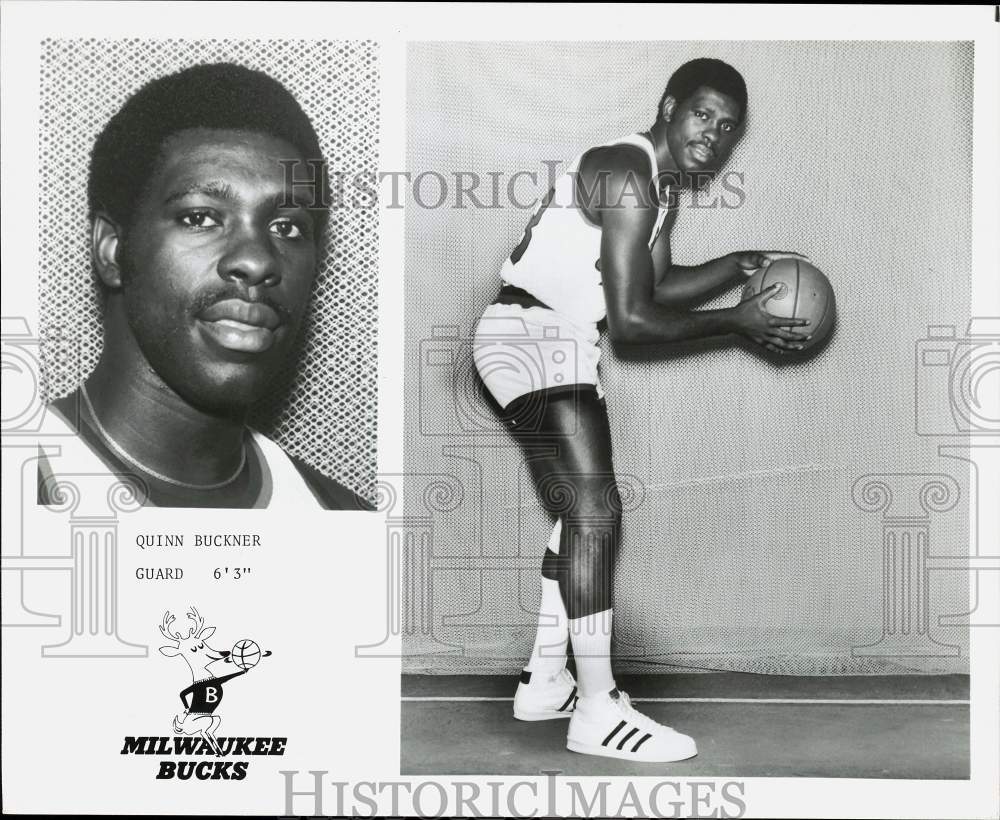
[188,286,295,325]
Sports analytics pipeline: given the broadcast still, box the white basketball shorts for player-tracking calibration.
[473,302,603,411]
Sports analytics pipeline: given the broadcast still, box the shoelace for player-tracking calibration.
[614,690,674,734]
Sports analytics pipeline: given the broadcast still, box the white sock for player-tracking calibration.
[524,519,569,677]
[569,608,616,698]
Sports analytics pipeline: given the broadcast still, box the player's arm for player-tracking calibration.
[653,254,744,307]
[654,251,809,307]
[649,210,674,287]
[601,207,734,345]
[647,198,740,303]
[594,155,808,350]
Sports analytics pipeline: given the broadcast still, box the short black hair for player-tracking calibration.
[658,58,748,123]
[88,62,330,239]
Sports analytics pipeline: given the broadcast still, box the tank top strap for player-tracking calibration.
[605,133,669,248]
[247,430,324,509]
[608,133,660,178]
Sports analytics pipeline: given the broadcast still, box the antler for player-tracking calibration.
[159,611,182,642]
[186,606,206,638]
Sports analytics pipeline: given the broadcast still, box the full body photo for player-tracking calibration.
[474,58,809,762]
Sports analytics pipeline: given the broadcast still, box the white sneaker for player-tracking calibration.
[513,667,578,721]
[566,688,697,762]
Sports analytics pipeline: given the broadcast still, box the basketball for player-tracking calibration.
[231,638,262,670]
[741,258,836,352]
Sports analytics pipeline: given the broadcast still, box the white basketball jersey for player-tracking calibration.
[37,409,323,510]
[500,133,671,327]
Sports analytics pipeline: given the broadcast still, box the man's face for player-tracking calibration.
[665,85,743,177]
[116,128,321,414]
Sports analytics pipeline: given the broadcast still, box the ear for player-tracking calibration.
[199,626,216,640]
[159,645,182,657]
[91,211,124,289]
[660,94,678,124]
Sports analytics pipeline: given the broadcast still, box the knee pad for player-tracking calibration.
[559,517,619,619]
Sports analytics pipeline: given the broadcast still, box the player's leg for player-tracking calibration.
[514,389,698,762]
[511,388,620,700]
[508,386,612,721]
[513,515,577,721]
[472,306,578,719]
[529,517,569,677]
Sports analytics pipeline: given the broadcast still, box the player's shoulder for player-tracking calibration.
[285,452,376,511]
[581,140,654,182]
[578,142,656,215]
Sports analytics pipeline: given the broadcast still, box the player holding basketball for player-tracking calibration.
[474,58,809,762]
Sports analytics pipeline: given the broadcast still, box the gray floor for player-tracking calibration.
[401,674,969,778]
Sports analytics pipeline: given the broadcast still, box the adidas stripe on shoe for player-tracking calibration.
[513,668,579,721]
[566,688,697,762]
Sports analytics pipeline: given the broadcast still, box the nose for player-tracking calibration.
[217,225,281,290]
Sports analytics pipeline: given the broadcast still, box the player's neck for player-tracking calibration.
[85,329,248,487]
[647,120,681,178]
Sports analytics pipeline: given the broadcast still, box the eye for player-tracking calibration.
[721,123,735,133]
[199,643,205,649]
[270,218,306,239]
[190,646,197,653]
[178,210,220,229]
[694,110,708,120]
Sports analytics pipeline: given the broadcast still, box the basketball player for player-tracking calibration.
[474,58,809,761]
[37,63,372,509]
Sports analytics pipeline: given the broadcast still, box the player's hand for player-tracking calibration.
[732,284,811,353]
[730,250,808,276]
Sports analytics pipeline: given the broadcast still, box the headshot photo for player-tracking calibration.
[34,40,379,509]
[402,40,973,778]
